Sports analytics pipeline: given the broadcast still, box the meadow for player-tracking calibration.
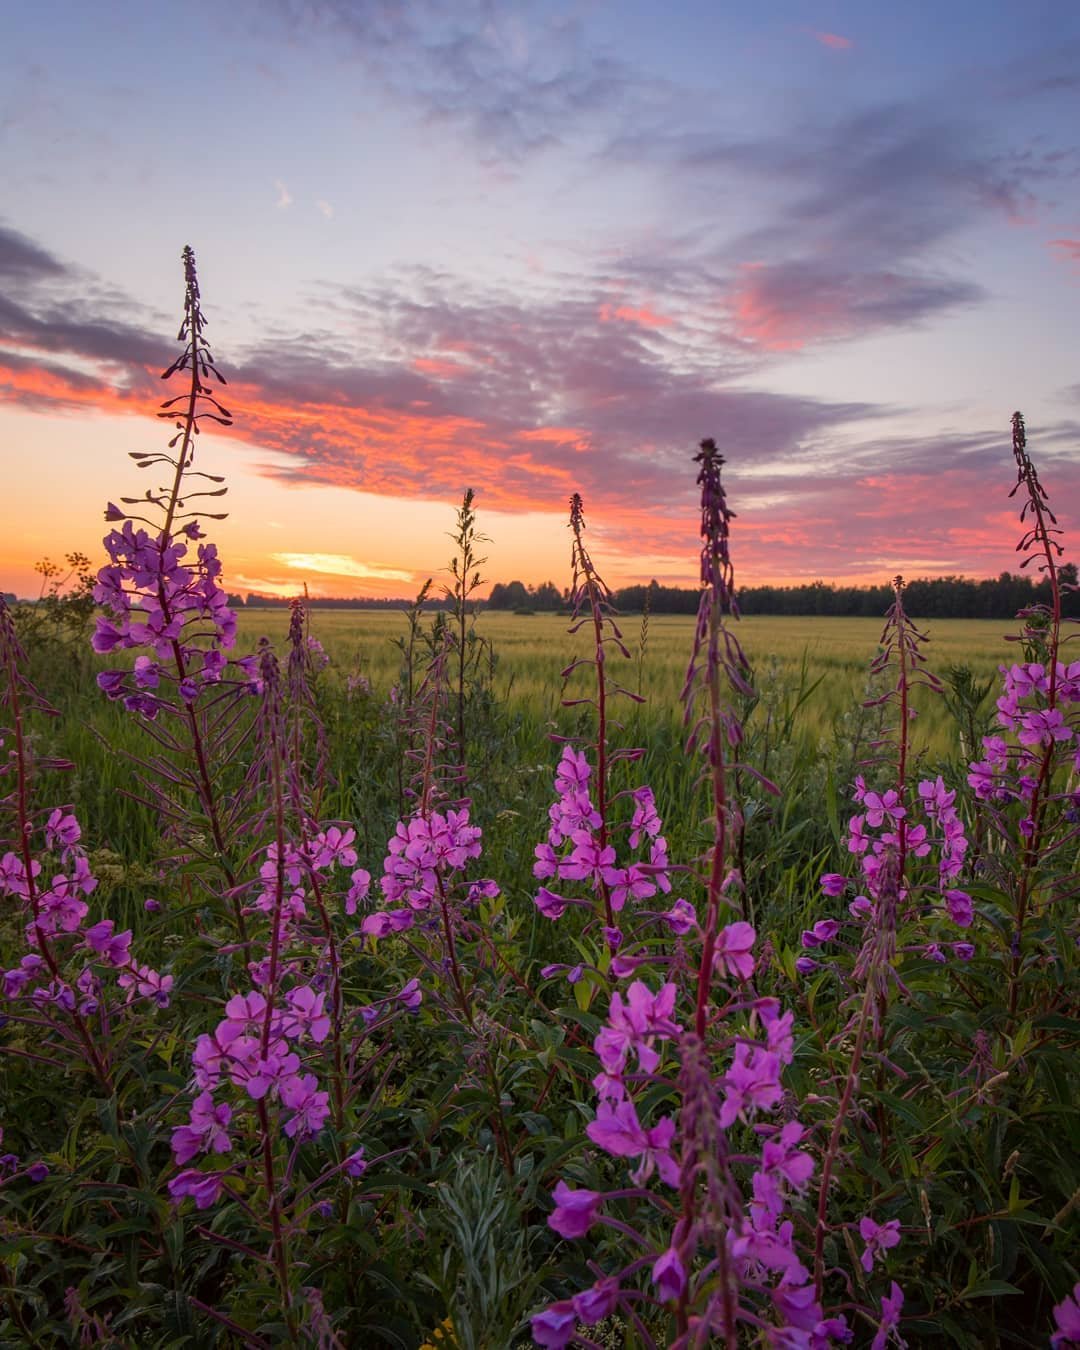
[1,250,1077,1350]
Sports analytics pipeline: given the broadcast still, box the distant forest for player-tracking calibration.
[235,565,1079,619]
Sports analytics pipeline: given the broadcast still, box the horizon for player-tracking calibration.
[2,1,1079,597]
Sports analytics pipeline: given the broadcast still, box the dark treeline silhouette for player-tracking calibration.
[483,567,1079,619]
[237,594,463,611]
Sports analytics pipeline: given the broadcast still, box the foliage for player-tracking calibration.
[1,255,1077,1350]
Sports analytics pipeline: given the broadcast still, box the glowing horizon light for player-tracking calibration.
[269,553,415,584]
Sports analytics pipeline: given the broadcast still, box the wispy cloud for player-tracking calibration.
[1050,237,1080,263]
[811,30,853,51]
[265,0,654,162]
[270,552,413,582]
[315,199,334,219]
[274,179,293,209]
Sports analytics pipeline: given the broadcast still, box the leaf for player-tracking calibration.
[959,1280,1023,1300]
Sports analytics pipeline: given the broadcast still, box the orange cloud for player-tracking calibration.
[411,356,471,379]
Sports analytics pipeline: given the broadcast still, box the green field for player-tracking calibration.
[239,608,1010,754]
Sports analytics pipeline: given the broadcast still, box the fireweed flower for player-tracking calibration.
[171,1093,233,1165]
[531,743,670,947]
[1052,1283,1080,1349]
[652,1246,686,1301]
[530,1303,577,1349]
[547,1180,603,1238]
[859,1216,902,1272]
[713,920,757,980]
[343,1146,367,1178]
[870,1282,905,1350]
[168,1169,228,1210]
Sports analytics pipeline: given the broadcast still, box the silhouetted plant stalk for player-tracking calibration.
[284,600,346,1129]
[1006,411,1068,1015]
[682,440,766,1040]
[445,488,489,764]
[92,245,255,943]
[565,493,635,930]
[254,641,296,1326]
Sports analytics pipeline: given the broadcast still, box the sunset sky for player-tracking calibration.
[2,0,1079,599]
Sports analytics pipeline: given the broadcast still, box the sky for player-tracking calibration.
[1,0,1079,600]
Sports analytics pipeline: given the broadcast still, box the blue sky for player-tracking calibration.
[2,0,1078,596]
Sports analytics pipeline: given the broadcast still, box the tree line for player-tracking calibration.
[485,568,1079,619]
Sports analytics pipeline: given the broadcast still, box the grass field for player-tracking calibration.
[237,608,1010,754]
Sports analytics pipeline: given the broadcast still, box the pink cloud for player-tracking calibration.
[1049,238,1080,263]
[812,30,853,50]
[598,302,675,330]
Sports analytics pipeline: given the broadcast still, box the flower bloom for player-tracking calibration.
[1052,1282,1080,1349]
[548,1180,602,1239]
[168,1169,227,1209]
[171,1092,234,1165]
[859,1215,902,1272]
[344,1147,367,1178]
[713,921,756,980]
[652,1247,686,1302]
[531,1302,577,1348]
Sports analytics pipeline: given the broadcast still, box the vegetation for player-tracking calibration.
[1,251,1077,1349]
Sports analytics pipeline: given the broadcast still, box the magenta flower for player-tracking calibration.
[554,745,591,794]
[171,1092,233,1165]
[281,985,331,1043]
[344,1146,367,1178]
[571,1277,619,1325]
[548,1180,602,1239]
[531,1301,577,1348]
[720,1041,783,1126]
[713,921,756,980]
[1018,708,1073,748]
[397,978,422,1010]
[846,815,870,854]
[168,1169,227,1209]
[45,809,81,852]
[280,1072,331,1139]
[586,1100,679,1185]
[858,788,901,826]
[819,873,847,897]
[628,786,662,846]
[561,831,616,887]
[534,887,568,920]
[944,889,973,927]
[602,862,656,912]
[801,919,840,949]
[651,1247,686,1301]
[1051,1282,1080,1349]
[663,897,696,934]
[345,868,371,915]
[859,1215,901,1272]
[870,1281,904,1350]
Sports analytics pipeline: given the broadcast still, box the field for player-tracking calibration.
[235,607,1011,746]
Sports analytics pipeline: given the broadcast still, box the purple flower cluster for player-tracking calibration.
[173,983,332,1170]
[968,662,1080,832]
[360,806,488,939]
[93,518,258,719]
[249,828,367,931]
[533,946,870,1347]
[1,805,172,1017]
[798,772,974,974]
[532,746,687,952]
